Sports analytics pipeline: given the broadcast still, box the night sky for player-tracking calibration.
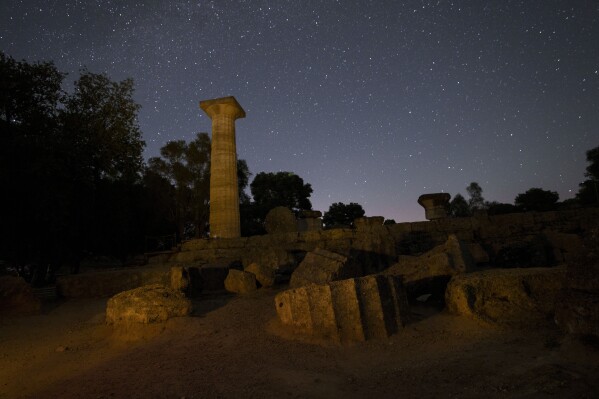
[2,1,598,222]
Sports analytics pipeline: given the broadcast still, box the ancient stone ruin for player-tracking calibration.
[418,193,451,220]
[200,96,245,239]
[276,275,410,342]
[48,205,599,345]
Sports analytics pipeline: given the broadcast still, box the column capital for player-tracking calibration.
[200,96,246,120]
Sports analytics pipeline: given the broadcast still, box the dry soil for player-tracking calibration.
[1,288,598,399]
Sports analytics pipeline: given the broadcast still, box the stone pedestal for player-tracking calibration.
[418,193,451,220]
[200,96,245,238]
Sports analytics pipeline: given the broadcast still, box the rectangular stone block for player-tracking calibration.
[330,279,365,342]
[306,284,338,340]
[355,277,387,340]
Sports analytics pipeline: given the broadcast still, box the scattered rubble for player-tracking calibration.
[445,267,566,326]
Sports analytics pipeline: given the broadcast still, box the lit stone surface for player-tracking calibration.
[200,96,246,238]
[418,193,451,220]
[275,275,410,343]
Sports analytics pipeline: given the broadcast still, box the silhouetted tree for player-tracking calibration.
[0,52,146,269]
[237,159,252,205]
[61,71,145,257]
[384,219,396,225]
[486,201,519,215]
[449,193,471,217]
[515,188,559,212]
[250,171,312,215]
[0,52,66,268]
[148,133,251,240]
[323,202,365,228]
[576,145,599,205]
[466,182,485,211]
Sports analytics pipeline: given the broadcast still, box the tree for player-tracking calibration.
[60,71,146,258]
[0,53,146,268]
[323,202,365,228]
[576,145,599,205]
[449,193,471,217]
[148,133,251,240]
[0,52,66,267]
[237,159,252,205]
[250,171,313,214]
[515,188,559,212]
[61,71,144,182]
[466,182,485,211]
[148,133,210,240]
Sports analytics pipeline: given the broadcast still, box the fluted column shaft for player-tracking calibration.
[200,97,245,238]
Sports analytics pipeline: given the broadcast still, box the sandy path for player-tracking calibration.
[1,289,598,399]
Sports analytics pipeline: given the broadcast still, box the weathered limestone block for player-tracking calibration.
[445,267,566,326]
[224,269,257,294]
[297,210,323,232]
[242,246,293,272]
[106,284,192,325]
[289,248,361,288]
[384,234,474,283]
[275,275,410,342]
[169,266,189,292]
[418,193,451,220]
[352,219,396,274]
[244,262,276,288]
[264,206,297,234]
[0,276,41,316]
[354,216,384,229]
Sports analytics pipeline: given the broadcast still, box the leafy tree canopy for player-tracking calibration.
[515,188,559,212]
[466,182,485,210]
[0,52,146,267]
[323,202,365,228]
[576,145,599,205]
[250,171,312,213]
[449,193,471,217]
[62,70,145,182]
[148,132,251,239]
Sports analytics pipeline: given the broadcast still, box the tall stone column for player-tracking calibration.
[200,96,245,238]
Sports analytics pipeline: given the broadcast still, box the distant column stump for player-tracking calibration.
[418,193,451,220]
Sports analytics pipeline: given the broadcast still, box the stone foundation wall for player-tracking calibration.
[175,208,599,268]
[56,267,169,298]
[55,208,598,298]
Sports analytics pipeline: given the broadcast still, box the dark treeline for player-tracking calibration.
[1,52,148,276]
[0,53,315,279]
[449,148,599,218]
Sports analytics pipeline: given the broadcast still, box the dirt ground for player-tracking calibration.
[1,288,598,399]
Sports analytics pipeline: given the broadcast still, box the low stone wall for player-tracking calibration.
[54,208,598,299]
[56,267,169,298]
[174,208,599,269]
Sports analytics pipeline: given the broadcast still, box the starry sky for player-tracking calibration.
[2,1,598,222]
